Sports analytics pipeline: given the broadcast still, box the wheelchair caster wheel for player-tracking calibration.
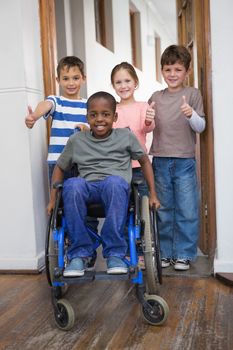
[54,299,75,330]
[142,294,169,326]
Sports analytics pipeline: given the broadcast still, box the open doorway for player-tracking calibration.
[39,0,216,276]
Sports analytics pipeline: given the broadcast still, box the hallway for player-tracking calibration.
[0,267,232,350]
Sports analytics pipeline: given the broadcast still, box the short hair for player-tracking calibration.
[110,61,139,87]
[56,56,85,78]
[87,91,117,113]
[161,45,191,71]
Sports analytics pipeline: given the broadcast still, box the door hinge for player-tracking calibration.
[204,203,208,218]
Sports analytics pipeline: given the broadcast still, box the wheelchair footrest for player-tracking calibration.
[94,271,130,280]
[58,270,131,283]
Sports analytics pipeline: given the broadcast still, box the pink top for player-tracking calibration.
[113,101,155,167]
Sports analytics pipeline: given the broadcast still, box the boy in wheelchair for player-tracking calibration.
[47,91,160,277]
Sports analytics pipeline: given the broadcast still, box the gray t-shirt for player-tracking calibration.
[149,86,205,158]
[57,128,145,184]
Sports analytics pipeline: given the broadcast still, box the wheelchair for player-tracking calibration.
[45,180,169,330]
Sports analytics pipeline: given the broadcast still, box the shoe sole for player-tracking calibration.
[63,270,85,277]
[174,264,190,271]
[107,267,128,274]
[161,263,170,268]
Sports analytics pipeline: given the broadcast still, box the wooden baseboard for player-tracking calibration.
[215,273,233,286]
[0,266,45,275]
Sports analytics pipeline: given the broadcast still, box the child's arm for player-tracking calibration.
[181,95,206,133]
[47,164,64,215]
[25,100,53,129]
[138,155,160,209]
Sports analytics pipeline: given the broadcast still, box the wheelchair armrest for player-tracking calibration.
[52,182,63,190]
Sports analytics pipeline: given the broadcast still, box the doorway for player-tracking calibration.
[39,0,216,274]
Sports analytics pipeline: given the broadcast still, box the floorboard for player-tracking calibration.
[0,263,232,350]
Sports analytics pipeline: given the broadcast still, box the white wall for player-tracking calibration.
[0,0,48,270]
[82,0,175,100]
[211,0,233,273]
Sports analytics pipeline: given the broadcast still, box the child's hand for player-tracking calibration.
[25,106,36,128]
[74,124,89,132]
[149,194,160,210]
[25,106,36,129]
[181,96,193,118]
[47,200,55,216]
[145,102,155,126]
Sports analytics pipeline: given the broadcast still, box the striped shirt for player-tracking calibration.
[44,95,88,163]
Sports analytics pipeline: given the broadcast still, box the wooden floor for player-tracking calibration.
[1,260,233,350]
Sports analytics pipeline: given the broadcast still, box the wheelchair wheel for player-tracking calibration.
[45,213,58,286]
[45,213,69,297]
[141,196,161,294]
[54,299,75,331]
[142,294,169,326]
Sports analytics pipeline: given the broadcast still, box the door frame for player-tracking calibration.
[39,0,58,142]
[196,0,216,258]
[177,0,216,258]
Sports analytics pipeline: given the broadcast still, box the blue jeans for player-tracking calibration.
[152,157,199,261]
[62,176,130,260]
[48,164,99,233]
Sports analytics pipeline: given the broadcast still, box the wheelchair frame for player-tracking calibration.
[45,182,169,330]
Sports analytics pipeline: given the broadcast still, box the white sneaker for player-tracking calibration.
[174,259,190,271]
[161,258,171,268]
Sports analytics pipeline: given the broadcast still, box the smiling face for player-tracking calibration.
[162,62,190,92]
[87,97,117,139]
[57,65,85,99]
[112,68,137,103]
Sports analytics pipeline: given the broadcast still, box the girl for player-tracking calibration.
[111,62,155,195]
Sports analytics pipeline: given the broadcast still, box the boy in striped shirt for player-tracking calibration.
[25,56,89,182]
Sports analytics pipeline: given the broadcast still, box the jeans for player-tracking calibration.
[62,175,130,260]
[48,164,99,233]
[132,167,148,196]
[152,157,199,261]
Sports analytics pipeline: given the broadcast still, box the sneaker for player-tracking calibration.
[174,259,190,271]
[106,256,128,274]
[161,258,171,268]
[63,257,85,277]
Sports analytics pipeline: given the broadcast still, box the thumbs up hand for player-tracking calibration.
[181,95,193,118]
[25,106,36,129]
[145,101,156,126]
